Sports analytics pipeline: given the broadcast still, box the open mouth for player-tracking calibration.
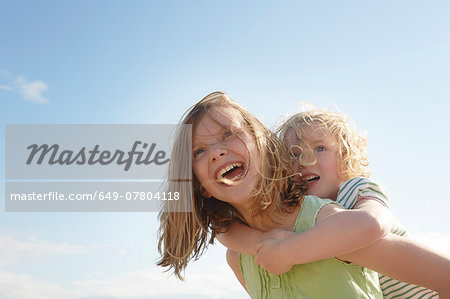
[303,175,320,184]
[216,162,246,185]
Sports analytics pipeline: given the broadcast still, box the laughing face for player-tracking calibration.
[192,107,261,209]
[286,125,343,201]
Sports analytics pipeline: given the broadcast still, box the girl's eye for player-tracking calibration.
[224,130,233,138]
[193,148,205,157]
[315,146,325,153]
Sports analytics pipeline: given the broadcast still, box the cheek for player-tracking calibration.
[290,159,300,173]
[332,156,343,180]
[249,145,262,174]
[322,155,339,173]
[193,160,206,181]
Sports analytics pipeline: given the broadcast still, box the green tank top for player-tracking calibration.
[239,195,383,299]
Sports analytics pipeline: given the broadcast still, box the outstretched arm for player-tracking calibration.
[217,221,295,255]
[340,233,450,297]
[255,202,393,274]
[217,221,264,255]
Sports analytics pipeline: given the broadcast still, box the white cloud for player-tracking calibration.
[0,70,50,104]
[14,75,50,104]
[0,262,245,299]
[73,264,244,299]
[69,244,245,299]
[0,270,76,299]
[0,232,106,268]
[0,236,246,299]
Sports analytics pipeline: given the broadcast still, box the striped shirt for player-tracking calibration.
[336,177,438,299]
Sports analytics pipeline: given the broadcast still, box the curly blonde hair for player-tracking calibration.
[278,109,370,181]
[158,92,302,279]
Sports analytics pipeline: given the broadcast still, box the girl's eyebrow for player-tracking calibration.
[307,138,326,146]
[192,139,206,148]
[192,129,225,148]
[192,142,207,150]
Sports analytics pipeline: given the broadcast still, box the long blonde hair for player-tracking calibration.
[157,92,302,279]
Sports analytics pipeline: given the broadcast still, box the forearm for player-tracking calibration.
[280,205,392,265]
[340,233,450,295]
[216,221,265,255]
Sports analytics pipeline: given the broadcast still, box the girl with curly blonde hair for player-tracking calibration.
[274,109,437,298]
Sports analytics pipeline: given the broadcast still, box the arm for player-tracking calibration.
[255,202,393,274]
[216,221,264,255]
[339,233,450,297]
[226,249,247,292]
[217,220,295,255]
[352,198,393,237]
[338,177,394,242]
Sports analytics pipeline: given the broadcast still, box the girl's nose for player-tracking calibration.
[209,146,227,162]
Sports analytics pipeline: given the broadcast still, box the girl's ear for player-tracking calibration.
[200,186,211,198]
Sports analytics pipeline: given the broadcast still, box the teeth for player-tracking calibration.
[218,178,239,185]
[216,162,244,184]
[216,163,242,180]
[304,175,319,182]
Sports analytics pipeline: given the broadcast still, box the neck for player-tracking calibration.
[233,197,303,232]
[232,199,268,231]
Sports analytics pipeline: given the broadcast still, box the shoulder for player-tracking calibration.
[338,177,389,209]
[303,194,335,204]
[340,177,381,190]
[302,195,337,210]
[298,196,342,228]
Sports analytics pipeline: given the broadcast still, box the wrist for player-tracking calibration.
[278,239,294,267]
[255,231,270,253]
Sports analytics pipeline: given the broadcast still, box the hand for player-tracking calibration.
[255,228,295,254]
[255,238,293,275]
[263,228,296,241]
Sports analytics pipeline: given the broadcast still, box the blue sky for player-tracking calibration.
[1,1,450,298]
